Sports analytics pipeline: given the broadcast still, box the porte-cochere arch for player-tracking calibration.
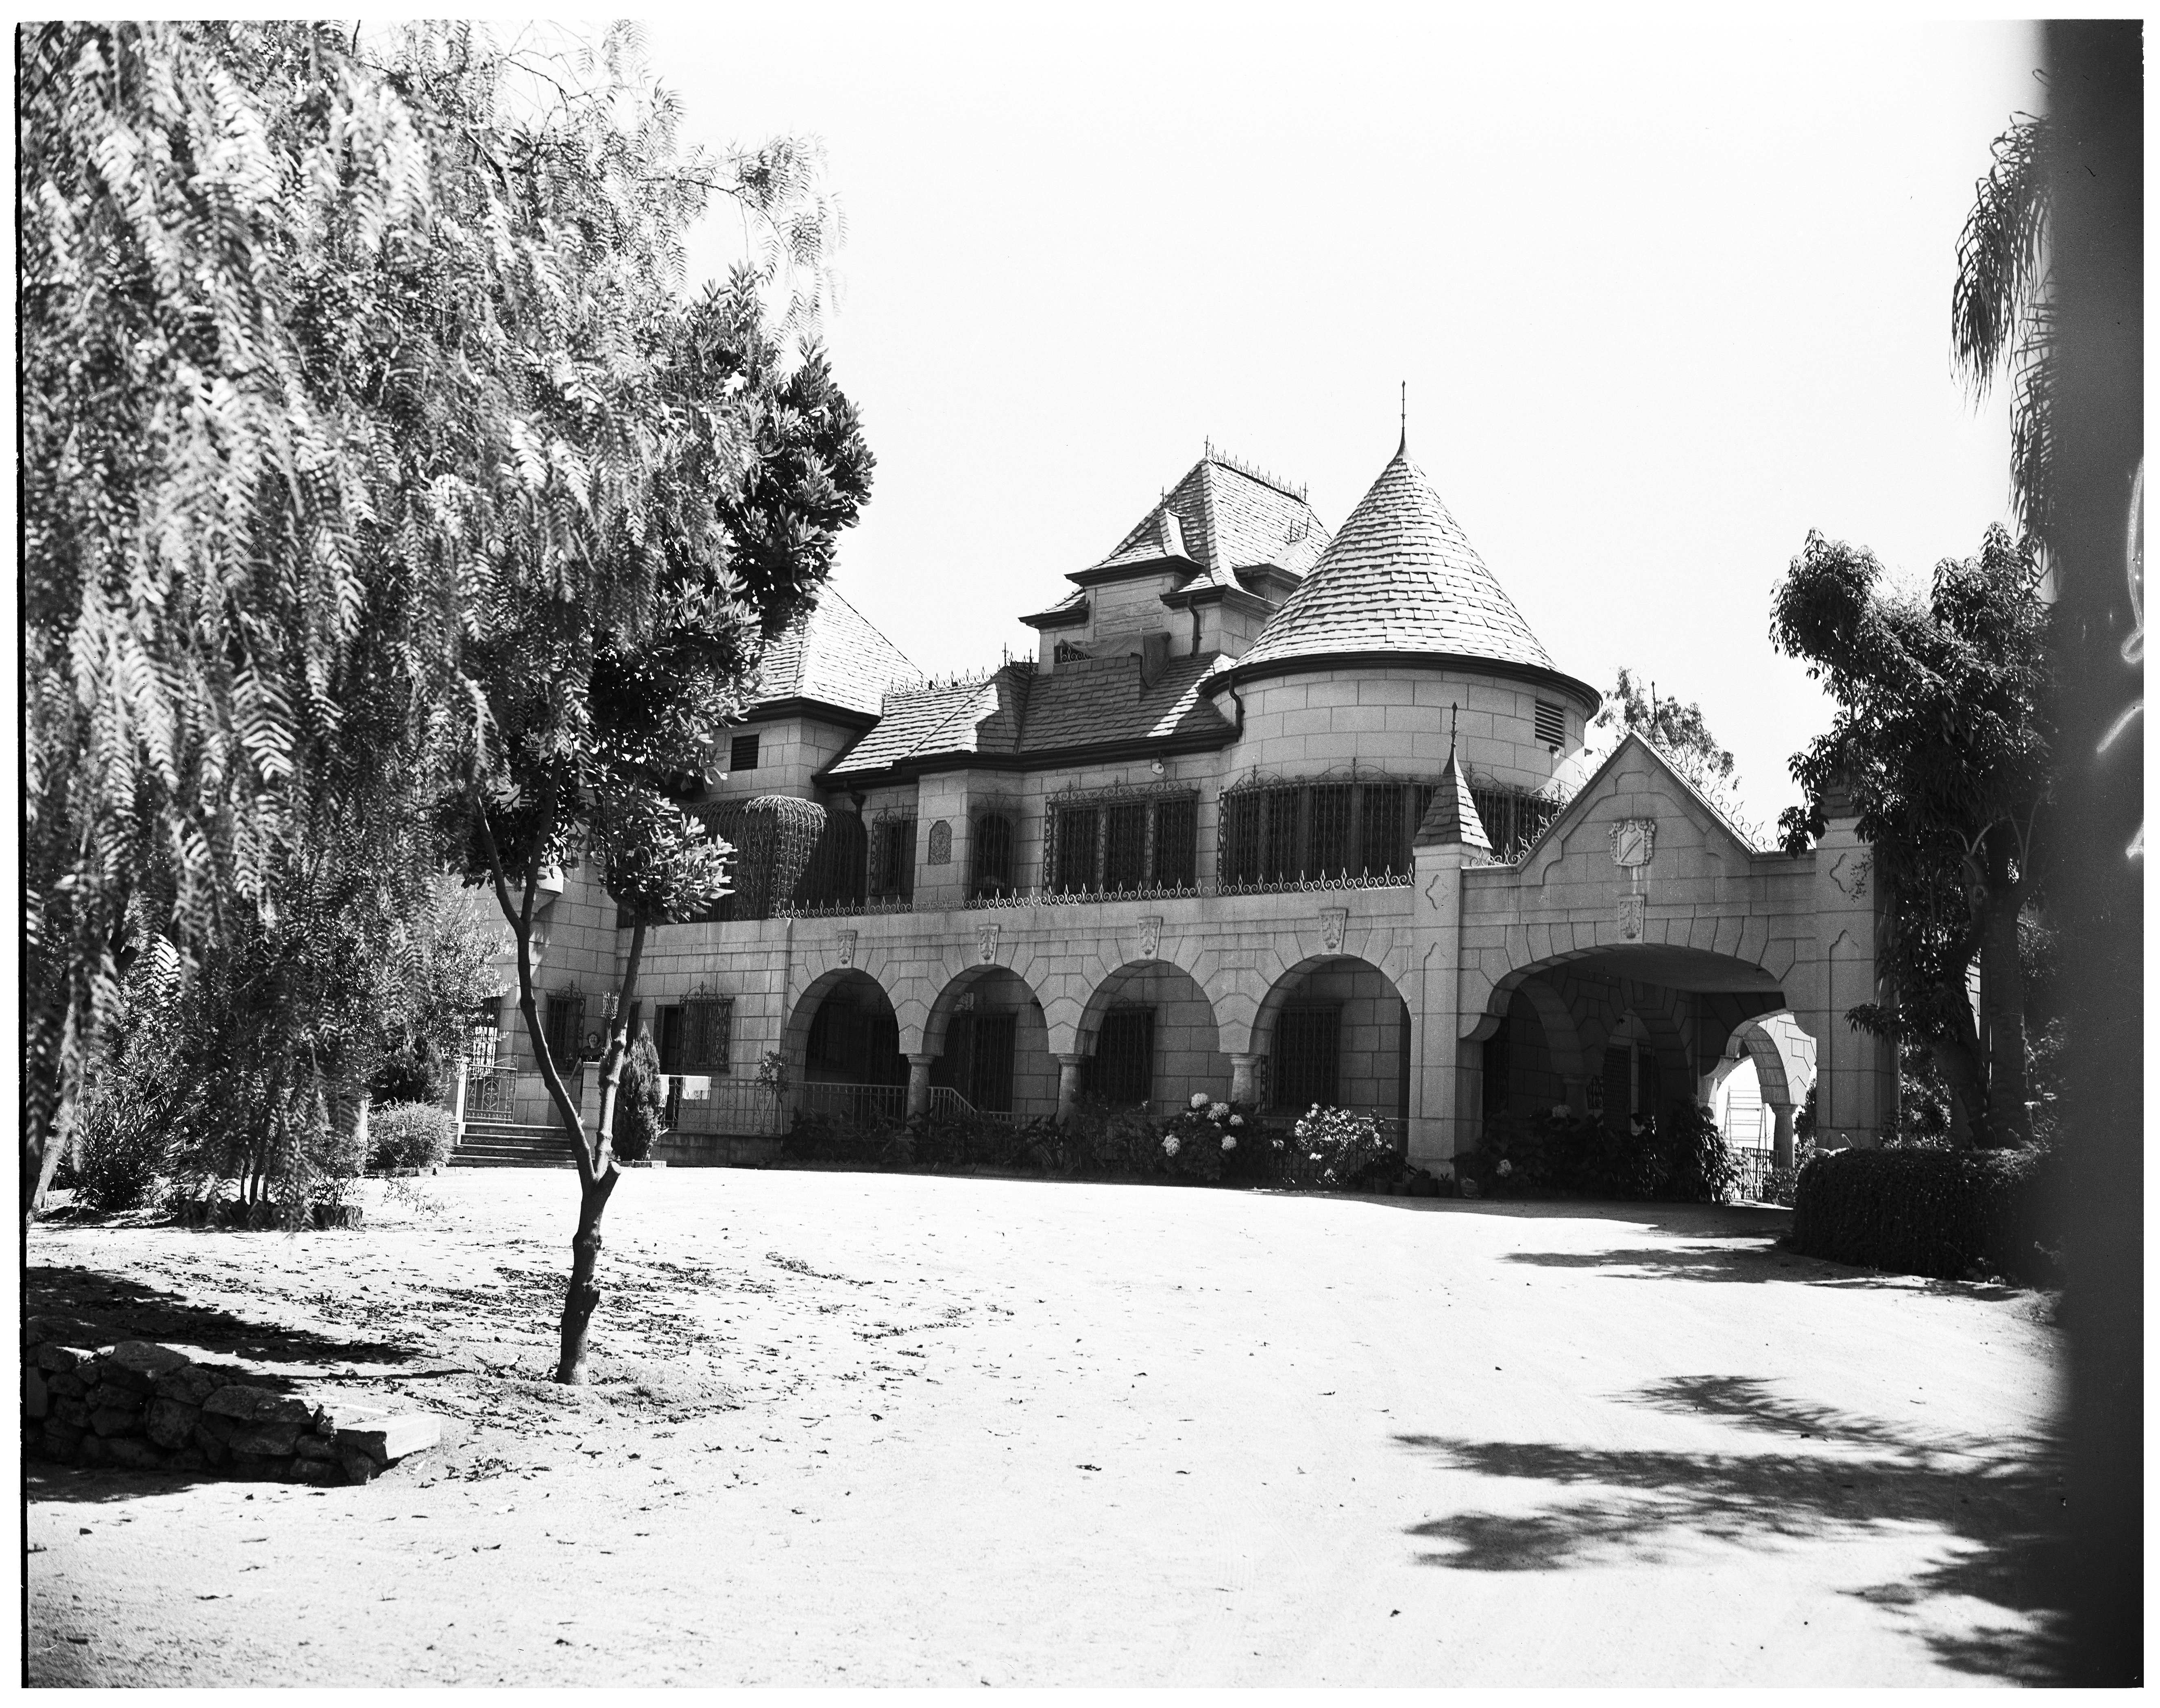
[1463,942,1793,1139]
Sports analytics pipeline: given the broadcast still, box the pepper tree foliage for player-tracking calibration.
[20,15,872,1274]
[1770,526,2053,1148]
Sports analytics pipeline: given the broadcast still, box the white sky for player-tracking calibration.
[644,9,2043,831]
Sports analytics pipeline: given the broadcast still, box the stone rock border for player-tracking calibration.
[172,1200,365,1231]
[24,1325,440,1486]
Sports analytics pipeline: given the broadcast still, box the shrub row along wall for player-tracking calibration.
[23,1325,441,1485]
[1786,1146,2057,1284]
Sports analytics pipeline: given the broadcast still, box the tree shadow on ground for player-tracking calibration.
[1335,1195,1795,1232]
[1497,1241,2031,1301]
[1395,1374,2069,1684]
[26,1264,421,1368]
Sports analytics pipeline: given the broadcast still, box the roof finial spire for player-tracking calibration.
[1399,381,1408,458]
[1447,699,1458,765]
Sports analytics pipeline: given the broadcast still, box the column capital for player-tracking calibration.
[1055,1051,1091,1068]
[906,1052,938,1068]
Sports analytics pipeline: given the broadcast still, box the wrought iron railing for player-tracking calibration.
[1727,1146,1778,1202]
[961,871,1409,909]
[927,1085,1017,1125]
[464,1066,519,1121]
[661,1076,789,1138]
[798,1081,908,1125]
[773,897,915,920]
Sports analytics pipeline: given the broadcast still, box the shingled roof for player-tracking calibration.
[1230,441,1573,688]
[751,589,921,719]
[824,652,1235,780]
[1085,452,1329,587]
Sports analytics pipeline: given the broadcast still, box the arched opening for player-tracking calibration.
[924,965,1054,1118]
[784,969,908,1122]
[1250,955,1410,1120]
[1073,960,1227,1112]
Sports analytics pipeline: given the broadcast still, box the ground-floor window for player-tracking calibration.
[1089,1006,1155,1105]
[657,995,734,1074]
[544,989,587,1065]
[1272,1005,1340,1111]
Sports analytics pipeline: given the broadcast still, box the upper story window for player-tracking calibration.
[869,812,917,901]
[1219,779,1434,884]
[730,733,761,772]
[1045,786,1199,896]
[794,810,868,909]
[1533,701,1565,750]
[970,812,1016,899]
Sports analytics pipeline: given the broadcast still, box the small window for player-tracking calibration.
[1533,701,1565,749]
[730,733,761,772]
[970,813,1016,898]
[871,816,918,901]
[543,990,586,1065]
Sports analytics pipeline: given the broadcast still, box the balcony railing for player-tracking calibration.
[961,871,1410,909]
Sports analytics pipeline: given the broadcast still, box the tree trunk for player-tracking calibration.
[1977,843,2032,1148]
[1929,1038,1987,1146]
[556,1167,620,1384]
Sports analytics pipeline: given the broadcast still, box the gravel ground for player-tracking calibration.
[24,1168,2065,1686]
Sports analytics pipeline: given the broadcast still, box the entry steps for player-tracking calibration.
[451,1120,576,1169]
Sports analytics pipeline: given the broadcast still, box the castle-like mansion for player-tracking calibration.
[482,434,1893,1173]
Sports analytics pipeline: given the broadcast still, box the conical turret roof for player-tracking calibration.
[1229,442,1577,691]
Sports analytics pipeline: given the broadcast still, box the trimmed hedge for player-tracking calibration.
[367,1101,457,1174]
[1787,1145,2057,1284]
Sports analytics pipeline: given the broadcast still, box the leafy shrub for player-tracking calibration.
[1787,1144,2057,1283]
[1659,1102,1742,1204]
[1282,1105,1397,1191]
[72,1083,172,1214]
[1059,1096,1161,1179]
[368,1101,458,1173]
[612,1033,665,1162]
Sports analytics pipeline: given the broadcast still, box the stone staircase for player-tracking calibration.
[451,1119,576,1169]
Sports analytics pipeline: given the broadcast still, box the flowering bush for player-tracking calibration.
[1282,1105,1398,1191]
[1154,1095,1252,1183]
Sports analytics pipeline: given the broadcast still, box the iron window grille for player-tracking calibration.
[869,813,918,901]
[1218,769,1572,879]
[1218,776,1435,885]
[796,809,869,909]
[1271,1005,1341,1112]
[1465,769,1571,863]
[730,732,761,771]
[1041,782,1201,897]
[1090,1006,1156,1106]
[970,810,1018,899]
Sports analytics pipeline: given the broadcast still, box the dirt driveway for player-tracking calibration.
[24,1168,2064,1686]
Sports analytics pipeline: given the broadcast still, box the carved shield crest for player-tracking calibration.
[1320,907,1348,954]
[837,929,857,968]
[976,922,999,964]
[1618,894,1646,941]
[1138,916,1162,959]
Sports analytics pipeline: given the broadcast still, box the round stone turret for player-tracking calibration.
[1207,442,1600,793]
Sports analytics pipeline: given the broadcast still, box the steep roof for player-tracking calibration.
[1231,441,1567,684]
[1086,452,1330,589]
[750,588,920,719]
[824,652,1235,780]
[1412,752,1493,856]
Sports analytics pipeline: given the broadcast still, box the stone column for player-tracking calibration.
[1055,1053,1089,1121]
[1770,1102,1796,1171]
[905,1053,935,1119]
[1407,844,1469,1171]
[1228,1052,1263,1107]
